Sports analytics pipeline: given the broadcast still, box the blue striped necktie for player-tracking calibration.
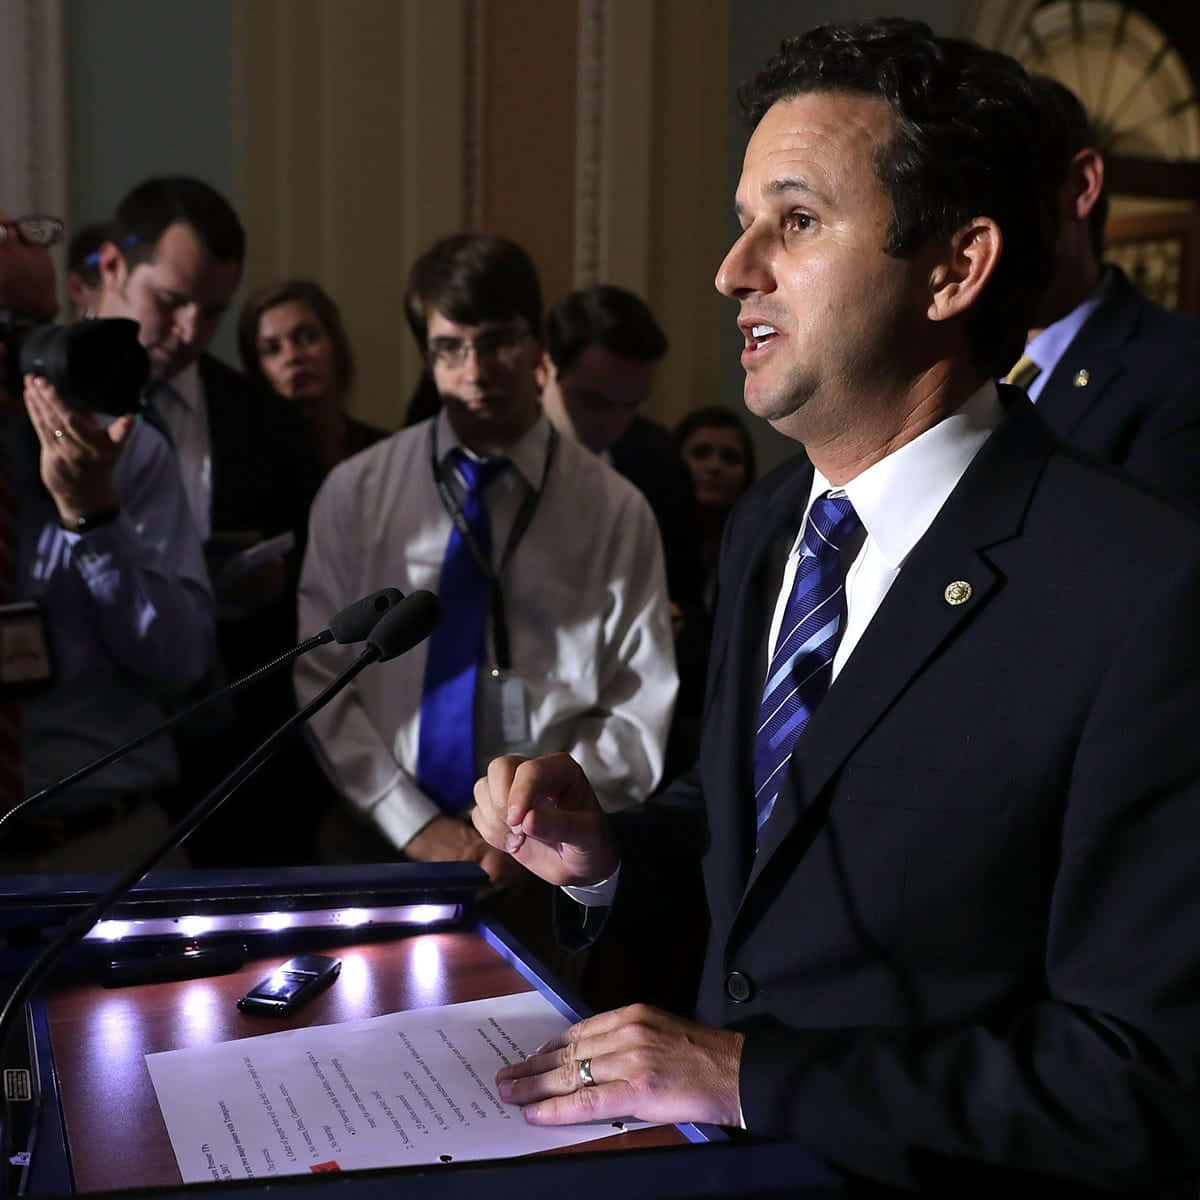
[416,450,508,812]
[753,493,861,836]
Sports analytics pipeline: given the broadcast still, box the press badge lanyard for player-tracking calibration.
[429,420,558,671]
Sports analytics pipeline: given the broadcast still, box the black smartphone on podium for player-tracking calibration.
[236,954,341,1015]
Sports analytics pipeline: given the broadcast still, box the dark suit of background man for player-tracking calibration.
[473,19,1200,1194]
[1012,76,1200,509]
[95,177,315,863]
[539,285,705,789]
[539,285,703,613]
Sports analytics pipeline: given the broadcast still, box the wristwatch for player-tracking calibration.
[62,506,122,533]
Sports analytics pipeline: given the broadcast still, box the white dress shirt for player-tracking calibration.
[152,362,213,540]
[771,381,1004,675]
[296,410,677,850]
[566,381,1005,907]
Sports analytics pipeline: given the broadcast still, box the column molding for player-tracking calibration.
[0,0,68,223]
[573,0,654,292]
[574,0,606,285]
[238,0,473,428]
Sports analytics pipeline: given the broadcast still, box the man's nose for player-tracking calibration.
[174,304,200,344]
[715,225,772,299]
[462,344,490,382]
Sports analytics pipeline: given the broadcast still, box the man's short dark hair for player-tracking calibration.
[237,279,356,399]
[66,221,113,288]
[739,19,1056,377]
[545,285,668,375]
[404,233,541,351]
[111,176,245,270]
[1030,74,1109,263]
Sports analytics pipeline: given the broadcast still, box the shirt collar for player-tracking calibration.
[434,407,552,490]
[1023,266,1114,377]
[159,361,202,412]
[804,380,1004,569]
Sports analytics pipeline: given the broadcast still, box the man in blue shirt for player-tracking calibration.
[1012,76,1200,509]
[0,208,213,870]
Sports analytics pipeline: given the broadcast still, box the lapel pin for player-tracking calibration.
[944,580,972,606]
[1073,368,1090,388]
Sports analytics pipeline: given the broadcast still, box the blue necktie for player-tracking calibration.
[753,493,861,835]
[417,451,508,812]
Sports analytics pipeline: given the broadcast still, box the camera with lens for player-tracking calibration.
[1,316,149,415]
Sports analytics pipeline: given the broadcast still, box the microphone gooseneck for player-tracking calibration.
[0,589,441,1191]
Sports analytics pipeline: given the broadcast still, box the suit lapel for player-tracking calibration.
[743,397,1058,896]
[704,460,814,912]
[1035,268,1142,442]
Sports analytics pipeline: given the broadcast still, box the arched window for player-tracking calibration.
[1008,0,1200,309]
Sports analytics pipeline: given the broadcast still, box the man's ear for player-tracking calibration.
[534,348,555,391]
[1069,147,1105,222]
[926,217,1002,324]
[96,241,128,297]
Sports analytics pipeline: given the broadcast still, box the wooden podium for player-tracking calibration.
[0,865,840,1198]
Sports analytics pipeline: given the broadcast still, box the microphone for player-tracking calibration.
[0,590,442,1191]
[1,587,406,830]
[368,588,441,661]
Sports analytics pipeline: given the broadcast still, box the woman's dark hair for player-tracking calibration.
[672,406,757,490]
[739,18,1056,377]
[66,221,113,287]
[237,279,356,400]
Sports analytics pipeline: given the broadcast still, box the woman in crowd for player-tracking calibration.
[672,406,756,610]
[238,279,388,481]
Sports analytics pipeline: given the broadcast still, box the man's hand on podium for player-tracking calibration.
[495,1003,744,1129]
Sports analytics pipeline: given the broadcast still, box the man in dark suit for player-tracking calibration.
[96,177,316,862]
[471,19,1200,1193]
[540,285,703,611]
[541,286,705,792]
[1013,77,1200,508]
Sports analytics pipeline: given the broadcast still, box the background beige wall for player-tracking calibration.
[64,0,1114,468]
[236,0,729,433]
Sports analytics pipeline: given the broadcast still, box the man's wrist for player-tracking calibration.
[59,505,122,533]
[563,862,621,906]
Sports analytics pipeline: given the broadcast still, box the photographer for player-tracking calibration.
[0,209,213,870]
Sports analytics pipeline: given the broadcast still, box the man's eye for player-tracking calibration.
[258,339,281,358]
[785,211,814,233]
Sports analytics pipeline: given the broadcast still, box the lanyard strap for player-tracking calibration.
[429,420,558,671]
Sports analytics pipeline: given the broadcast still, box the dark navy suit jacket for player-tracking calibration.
[1035,266,1200,510]
[610,392,1200,1192]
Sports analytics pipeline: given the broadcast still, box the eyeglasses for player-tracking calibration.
[427,324,530,370]
[0,215,64,248]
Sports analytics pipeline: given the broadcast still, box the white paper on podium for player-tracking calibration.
[145,990,655,1182]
